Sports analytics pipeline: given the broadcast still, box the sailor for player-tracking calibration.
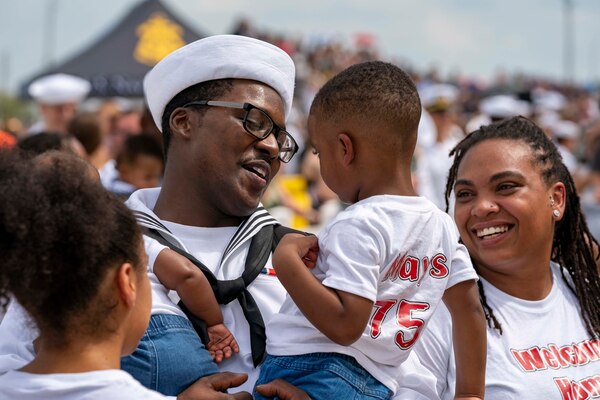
[27,73,91,135]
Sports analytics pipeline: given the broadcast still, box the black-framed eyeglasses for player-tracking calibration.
[182,100,299,163]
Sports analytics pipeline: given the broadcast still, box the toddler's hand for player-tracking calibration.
[274,234,319,269]
[207,323,239,363]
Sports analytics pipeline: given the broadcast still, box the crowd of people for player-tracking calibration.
[0,24,598,400]
[4,22,600,237]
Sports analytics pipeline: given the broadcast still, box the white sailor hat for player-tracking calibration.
[552,120,580,140]
[537,111,561,130]
[28,73,91,105]
[144,34,296,132]
[465,114,492,134]
[419,83,459,112]
[532,89,567,113]
[479,95,529,119]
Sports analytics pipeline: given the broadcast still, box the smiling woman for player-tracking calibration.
[452,139,561,298]
[414,116,600,400]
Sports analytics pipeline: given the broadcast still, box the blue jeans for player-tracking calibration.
[254,353,392,400]
[121,314,219,396]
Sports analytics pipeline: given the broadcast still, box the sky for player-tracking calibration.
[1,0,600,96]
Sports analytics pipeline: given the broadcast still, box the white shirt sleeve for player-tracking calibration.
[445,219,478,289]
[319,218,381,302]
[447,241,478,288]
[0,300,37,374]
[144,235,168,274]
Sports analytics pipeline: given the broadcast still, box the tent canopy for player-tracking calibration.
[21,0,206,98]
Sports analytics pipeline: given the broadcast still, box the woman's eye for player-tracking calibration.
[497,183,517,191]
[311,147,319,155]
[455,190,472,199]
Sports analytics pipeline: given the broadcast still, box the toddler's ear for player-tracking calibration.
[338,132,355,167]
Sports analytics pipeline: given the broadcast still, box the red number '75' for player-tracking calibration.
[369,299,430,350]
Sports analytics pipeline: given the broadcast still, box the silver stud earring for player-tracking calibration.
[553,209,561,217]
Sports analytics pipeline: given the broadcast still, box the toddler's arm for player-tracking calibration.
[442,279,486,400]
[273,234,373,346]
[154,248,238,362]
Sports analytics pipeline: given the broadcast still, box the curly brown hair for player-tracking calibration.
[0,150,143,343]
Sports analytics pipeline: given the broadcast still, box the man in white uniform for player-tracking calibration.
[119,35,300,393]
[27,73,91,135]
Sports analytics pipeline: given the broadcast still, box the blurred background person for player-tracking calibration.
[67,111,112,170]
[465,94,529,134]
[17,131,86,159]
[107,107,143,158]
[101,133,164,200]
[550,119,588,188]
[415,83,465,209]
[26,73,91,135]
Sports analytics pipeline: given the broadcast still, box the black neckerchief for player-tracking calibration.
[134,208,305,366]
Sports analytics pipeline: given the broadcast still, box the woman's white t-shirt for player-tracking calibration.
[415,262,600,399]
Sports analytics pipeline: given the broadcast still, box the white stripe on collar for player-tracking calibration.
[221,207,279,265]
[132,207,279,267]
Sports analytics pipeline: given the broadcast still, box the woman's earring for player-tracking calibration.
[553,209,561,217]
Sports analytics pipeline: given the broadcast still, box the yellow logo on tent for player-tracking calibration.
[134,12,185,66]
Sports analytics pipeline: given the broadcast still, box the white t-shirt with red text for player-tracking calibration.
[266,195,477,394]
[415,262,600,400]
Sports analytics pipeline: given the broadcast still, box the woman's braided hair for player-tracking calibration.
[444,116,600,339]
